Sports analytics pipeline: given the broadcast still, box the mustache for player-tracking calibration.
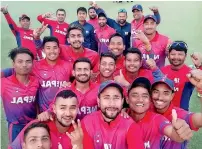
[78,74,88,77]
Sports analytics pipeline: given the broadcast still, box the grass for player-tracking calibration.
[1,1,202,149]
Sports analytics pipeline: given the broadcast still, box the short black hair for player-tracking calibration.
[100,52,117,62]
[109,33,125,45]
[8,47,34,61]
[88,7,96,12]
[77,7,87,14]
[73,57,92,70]
[24,122,50,141]
[168,41,188,54]
[98,12,107,19]
[67,24,84,38]
[42,36,59,47]
[56,8,66,15]
[123,47,142,60]
[56,89,77,99]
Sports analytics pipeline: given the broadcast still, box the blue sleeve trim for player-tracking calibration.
[180,82,194,110]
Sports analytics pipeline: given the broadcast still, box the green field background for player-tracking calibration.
[1,1,202,149]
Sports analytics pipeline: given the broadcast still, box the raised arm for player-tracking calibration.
[1,5,19,35]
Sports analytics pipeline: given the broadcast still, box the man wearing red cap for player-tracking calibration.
[1,5,41,59]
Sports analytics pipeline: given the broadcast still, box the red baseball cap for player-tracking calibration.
[19,14,30,21]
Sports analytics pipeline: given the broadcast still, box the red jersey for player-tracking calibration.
[82,111,145,149]
[161,65,194,110]
[32,58,72,112]
[3,13,38,58]
[95,25,116,54]
[1,75,39,125]
[37,15,69,44]
[133,32,169,69]
[88,17,99,30]
[155,103,198,149]
[59,44,99,71]
[66,81,99,119]
[9,119,74,149]
[114,68,154,84]
[129,110,171,149]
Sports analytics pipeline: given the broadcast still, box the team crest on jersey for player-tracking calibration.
[86,30,89,34]
[125,32,128,35]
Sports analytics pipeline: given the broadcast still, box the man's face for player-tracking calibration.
[98,16,107,27]
[128,87,150,114]
[73,62,91,83]
[88,9,97,19]
[98,86,123,121]
[143,19,157,35]
[133,9,143,20]
[22,127,51,149]
[43,41,60,61]
[68,29,84,49]
[77,11,87,21]
[20,19,30,30]
[125,53,142,73]
[109,36,125,57]
[117,12,127,25]
[99,57,116,78]
[168,49,186,67]
[56,11,66,23]
[13,53,33,75]
[53,97,78,127]
[152,83,174,111]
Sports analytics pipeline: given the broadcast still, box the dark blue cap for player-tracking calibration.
[144,15,157,23]
[132,4,143,12]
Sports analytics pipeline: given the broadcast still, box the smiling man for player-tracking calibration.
[151,73,202,149]
[9,89,84,149]
[37,8,69,44]
[81,80,145,149]
[1,5,39,59]
[127,77,193,149]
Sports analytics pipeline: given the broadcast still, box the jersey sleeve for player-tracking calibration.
[90,26,98,51]
[156,115,172,135]
[37,14,52,25]
[154,12,161,24]
[81,121,95,149]
[126,123,145,149]
[4,13,19,36]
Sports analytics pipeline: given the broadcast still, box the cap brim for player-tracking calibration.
[144,17,157,23]
[99,83,123,95]
[152,81,173,91]
[20,16,30,21]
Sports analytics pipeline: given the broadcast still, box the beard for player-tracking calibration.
[169,59,185,67]
[101,107,121,120]
[75,74,91,83]
[118,19,126,25]
[56,117,72,127]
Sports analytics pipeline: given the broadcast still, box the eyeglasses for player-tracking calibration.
[118,9,127,13]
[169,41,188,50]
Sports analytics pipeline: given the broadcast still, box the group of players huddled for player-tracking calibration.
[1,1,202,149]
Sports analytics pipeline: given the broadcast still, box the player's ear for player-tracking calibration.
[22,142,26,149]
[125,96,129,104]
[67,37,70,43]
[52,104,56,114]
[72,69,75,77]
[97,97,100,108]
